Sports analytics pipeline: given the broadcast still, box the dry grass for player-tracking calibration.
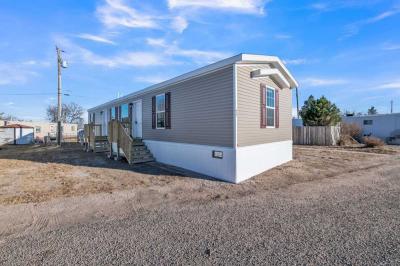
[363,136,385,147]
[0,143,398,205]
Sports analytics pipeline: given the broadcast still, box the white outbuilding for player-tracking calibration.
[0,124,34,145]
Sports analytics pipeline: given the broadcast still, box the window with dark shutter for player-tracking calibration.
[152,96,156,129]
[165,92,171,129]
[260,85,266,128]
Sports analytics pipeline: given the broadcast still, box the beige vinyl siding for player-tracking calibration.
[237,64,292,147]
[114,66,234,147]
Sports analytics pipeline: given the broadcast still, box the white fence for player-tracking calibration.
[293,126,341,146]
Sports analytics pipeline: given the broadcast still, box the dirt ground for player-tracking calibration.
[0,143,398,206]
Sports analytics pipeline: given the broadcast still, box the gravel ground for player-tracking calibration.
[0,146,399,264]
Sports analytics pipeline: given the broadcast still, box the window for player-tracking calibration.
[36,127,41,133]
[71,126,75,131]
[120,104,129,123]
[266,88,275,127]
[364,120,373,125]
[110,108,115,120]
[156,94,165,129]
[50,125,55,132]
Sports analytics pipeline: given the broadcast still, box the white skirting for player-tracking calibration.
[144,139,292,183]
[235,140,292,183]
[144,140,236,183]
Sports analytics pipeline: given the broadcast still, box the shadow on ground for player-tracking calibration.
[0,143,218,182]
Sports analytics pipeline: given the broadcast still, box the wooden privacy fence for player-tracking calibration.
[293,125,341,146]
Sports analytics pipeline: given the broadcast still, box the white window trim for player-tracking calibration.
[156,93,166,129]
[266,87,276,128]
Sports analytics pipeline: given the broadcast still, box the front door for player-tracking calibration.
[132,100,143,138]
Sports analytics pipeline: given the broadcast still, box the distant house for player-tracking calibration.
[88,54,298,183]
[343,113,400,144]
[0,120,78,141]
[0,124,34,145]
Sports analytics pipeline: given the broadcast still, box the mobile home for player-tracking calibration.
[343,113,400,144]
[88,54,298,183]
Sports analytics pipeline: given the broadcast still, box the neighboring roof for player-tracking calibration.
[342,113,400,119]
[88,53,299,112]
[0,124,34,129]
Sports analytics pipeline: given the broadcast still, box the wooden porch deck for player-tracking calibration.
[83,121,153,164]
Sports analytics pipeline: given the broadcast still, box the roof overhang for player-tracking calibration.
[238,54,299,88]
[250,68,291,89]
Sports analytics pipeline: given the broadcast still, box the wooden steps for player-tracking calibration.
[130,139,154,164]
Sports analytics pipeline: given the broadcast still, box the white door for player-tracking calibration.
[132,100,143,138]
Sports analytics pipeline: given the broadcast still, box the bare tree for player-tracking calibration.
[0,112,19,121]
[46,102,84,124]
[66,102,84,124]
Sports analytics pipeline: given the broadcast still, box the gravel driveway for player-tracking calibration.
[0,147,399,265]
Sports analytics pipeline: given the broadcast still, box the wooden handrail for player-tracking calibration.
[108,120,133,164]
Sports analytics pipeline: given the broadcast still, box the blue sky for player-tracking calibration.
[0,0,399,121]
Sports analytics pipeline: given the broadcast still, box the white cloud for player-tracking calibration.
[169,48,230,64]
[21,60,51,67]
[341,7,400,39]
[135,75,172,84]
[83,50,169,68]
[0,63,38,86]
[171,16,188,33]
[301,77,348,87]
[283,58,308,65]
[376,81,400,90]
[168,0,267,14]
[55,36,170,68]
[96,0,159,29]
[382,42,400,51]
[310,3,329,11]
[146,38,231,64]
[274,34,292,40]
[146,38,168,47]
[77,33,116,45]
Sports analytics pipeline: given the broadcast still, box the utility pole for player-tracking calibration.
[56,46,63,146]
[295,87,300,118]
[391,100,393,114]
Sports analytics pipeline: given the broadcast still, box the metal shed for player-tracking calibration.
[0,124,34,145]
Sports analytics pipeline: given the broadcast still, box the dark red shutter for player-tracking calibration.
[165,92,171,129]
[260,85,266,128]
[152,96,156,129]
[275,89,280,128]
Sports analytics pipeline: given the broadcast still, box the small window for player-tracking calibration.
[156,94,165,129]
[120,104,129,123]
[71,126,75,131]
[363,120,373,125]
[36,127,41,133]
[266,88,275,127]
